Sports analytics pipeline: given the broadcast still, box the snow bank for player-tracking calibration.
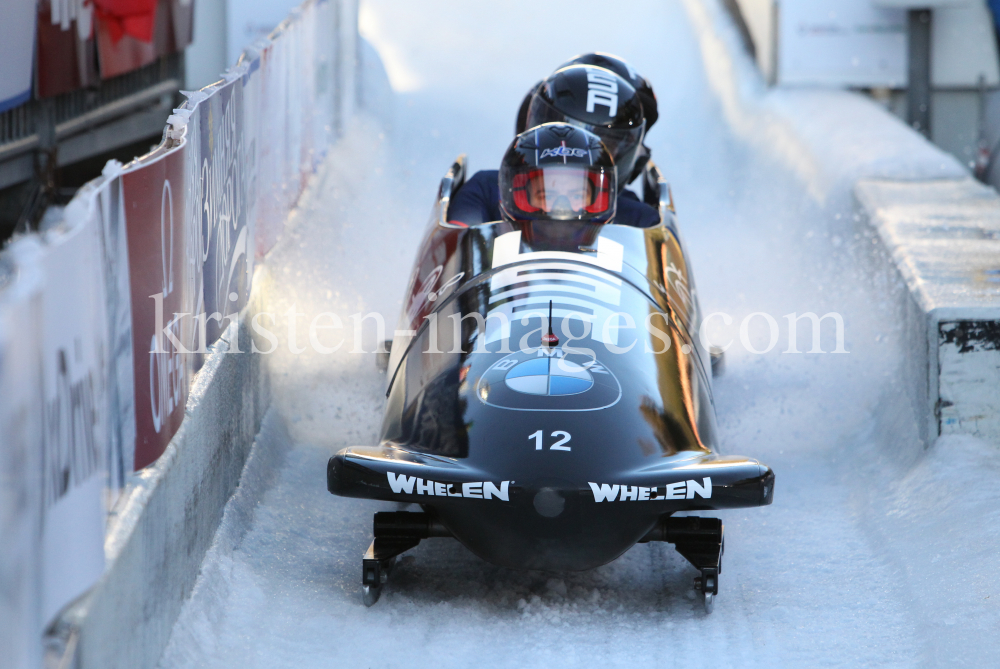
[850,432,1000,665]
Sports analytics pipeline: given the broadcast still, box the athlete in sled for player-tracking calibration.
[450,55,659,228]
[326,123,774,613]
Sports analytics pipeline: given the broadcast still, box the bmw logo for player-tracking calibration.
[476,348,621,412]
[504,357,593,396]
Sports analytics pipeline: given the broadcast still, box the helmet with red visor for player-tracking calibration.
[499,123,617,225]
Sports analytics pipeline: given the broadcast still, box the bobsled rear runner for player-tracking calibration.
[327,156,774,611]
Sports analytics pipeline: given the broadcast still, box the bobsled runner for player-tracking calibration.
[327,157,774,612]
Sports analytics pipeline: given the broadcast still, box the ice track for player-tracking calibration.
[159,1,1000,667]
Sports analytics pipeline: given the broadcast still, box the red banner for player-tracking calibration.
[122,147,193,469]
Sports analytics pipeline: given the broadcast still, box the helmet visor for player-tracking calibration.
[505,166,614,222]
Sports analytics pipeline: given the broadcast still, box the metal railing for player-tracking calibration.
[0,52,184,194]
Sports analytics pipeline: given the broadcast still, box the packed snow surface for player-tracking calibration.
[159,1,1000,667]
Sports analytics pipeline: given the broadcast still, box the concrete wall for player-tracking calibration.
[855,178,1000,444]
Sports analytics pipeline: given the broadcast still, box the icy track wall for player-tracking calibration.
[856,180,1000,443]
[0,1,360,668]
[700,0,1000,449]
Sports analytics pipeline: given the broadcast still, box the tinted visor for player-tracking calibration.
[508,166,612,222]
[526,94,645,164]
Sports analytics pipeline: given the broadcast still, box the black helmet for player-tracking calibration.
[524,65,645,189]
[559,53,658,130]
[499,123,616,226]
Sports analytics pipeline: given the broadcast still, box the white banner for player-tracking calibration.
[70,167,138,499]
[0,248,45,669]
[37,210,110,625]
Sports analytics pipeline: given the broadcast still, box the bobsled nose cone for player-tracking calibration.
[533,487,565,518]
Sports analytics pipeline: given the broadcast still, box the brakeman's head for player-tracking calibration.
[522,65,645,189]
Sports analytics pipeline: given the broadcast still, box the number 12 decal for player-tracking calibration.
[529,430,572,451]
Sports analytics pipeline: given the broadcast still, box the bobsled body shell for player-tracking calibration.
[328,220,774,571]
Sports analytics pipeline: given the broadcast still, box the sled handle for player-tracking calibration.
[438,154,468,229]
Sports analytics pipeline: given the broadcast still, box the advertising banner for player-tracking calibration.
[35,213,110,625]
[122,146,197,469]
[778,0,907,87]
[335,0,358,132]
[195,78,254,345]
[225,0,302,66]
[250,45,288,256]
[1,0,38,111]
[0,253,44,669]
[314,0,337,162]
[240,58,267,257]
[92,170,138,491]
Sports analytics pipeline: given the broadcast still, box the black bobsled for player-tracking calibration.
[327,157,774,612]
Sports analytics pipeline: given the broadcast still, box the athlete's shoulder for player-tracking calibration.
[616,197,660,229]
[448,170,501,226]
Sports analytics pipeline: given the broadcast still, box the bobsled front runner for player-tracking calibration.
[327,158,774,611]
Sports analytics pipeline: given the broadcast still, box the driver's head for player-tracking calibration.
[499,123,616,225]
